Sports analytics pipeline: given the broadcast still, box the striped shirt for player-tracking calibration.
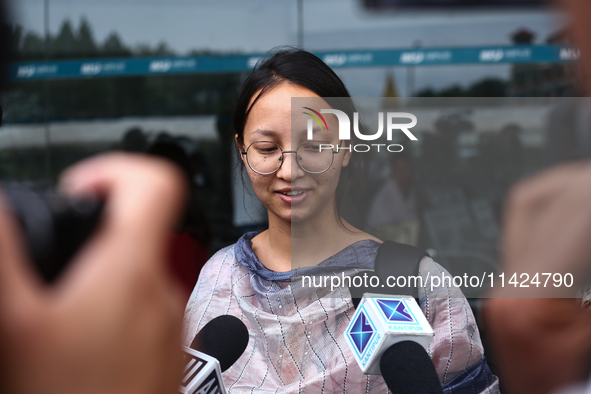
[183,234,500,393]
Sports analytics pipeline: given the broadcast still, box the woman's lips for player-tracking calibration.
[275,190,310,204]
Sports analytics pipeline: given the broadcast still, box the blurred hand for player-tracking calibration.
[486,162,591,394]
[501,162,591,291]
[0,153,187,394]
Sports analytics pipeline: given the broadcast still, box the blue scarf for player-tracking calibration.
[234,231,378,282]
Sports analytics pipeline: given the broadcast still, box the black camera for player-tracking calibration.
[2,184,103,283]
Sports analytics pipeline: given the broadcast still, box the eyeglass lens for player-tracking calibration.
[245,141,334,174]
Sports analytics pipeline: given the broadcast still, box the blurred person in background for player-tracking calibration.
[146,134,211,301]
[485,1,591,393]
[366,150,423,246]
[485,162,591,394]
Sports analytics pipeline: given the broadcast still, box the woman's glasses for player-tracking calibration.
[241,140,339,175]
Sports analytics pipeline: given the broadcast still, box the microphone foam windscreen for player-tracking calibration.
[190,315,249,372]
[379,340,443,394]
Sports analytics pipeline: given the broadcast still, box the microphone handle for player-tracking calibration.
[380,341,443,394]
[180,346,227,394]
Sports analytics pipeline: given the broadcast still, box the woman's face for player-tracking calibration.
[238,83,351,224]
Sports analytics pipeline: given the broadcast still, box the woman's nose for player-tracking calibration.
[276,151,305,181]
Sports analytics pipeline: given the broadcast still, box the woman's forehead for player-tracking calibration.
[247,84,329,116]
[244,84,334,138]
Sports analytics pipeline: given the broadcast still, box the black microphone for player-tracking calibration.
[190,314,250,372]
[180,315,249,394]
[380,340,443,394]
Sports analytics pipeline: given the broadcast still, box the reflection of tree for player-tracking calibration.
[417,77,507,98]
[76,18,98,58]
[6,72,241,122]
[53,20,77,56]
[8,17,188,60]
[20,31,44,58]
[136,42,175,57]
[101,32,132,57]
[467,78,507,97]
[4,18,242,123]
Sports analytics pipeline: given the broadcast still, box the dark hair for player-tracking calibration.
[232,47,365,226]
[233,48,353,147]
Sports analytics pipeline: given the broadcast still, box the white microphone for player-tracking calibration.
[344,294,443,394]
[180,347,226,394]
[344,294,433,374]
[180,315,249,394]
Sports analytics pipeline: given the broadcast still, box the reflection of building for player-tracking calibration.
[510,28,579,97]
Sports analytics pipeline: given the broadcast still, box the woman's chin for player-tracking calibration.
[273,209,308,225]
[287,208,317,224]
[289,214,306,224]
[270,201,332,225]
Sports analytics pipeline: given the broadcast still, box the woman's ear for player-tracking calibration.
[235,134,246,164]
[341,142,352,168]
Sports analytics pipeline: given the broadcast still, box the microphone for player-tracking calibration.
[345,242,442,392]
[349,241,426,309]
[343,294,442,394]
[180,315,249,394]
[380,341,443,394]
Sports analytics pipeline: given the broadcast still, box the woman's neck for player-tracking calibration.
[252,201,366,273]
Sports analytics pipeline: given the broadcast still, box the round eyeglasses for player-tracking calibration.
[241,140,339,175]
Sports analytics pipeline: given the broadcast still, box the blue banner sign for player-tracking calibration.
[9,45,579,81]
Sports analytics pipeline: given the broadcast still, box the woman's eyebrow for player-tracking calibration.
[304,126,322,132]
[250,129,278,137]
[295,126,322,136]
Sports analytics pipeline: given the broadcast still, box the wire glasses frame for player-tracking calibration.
[241,140,340,175]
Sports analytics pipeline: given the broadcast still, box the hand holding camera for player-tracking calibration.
[0,153,188,394]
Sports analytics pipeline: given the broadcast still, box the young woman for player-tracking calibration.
[183,49,499,393]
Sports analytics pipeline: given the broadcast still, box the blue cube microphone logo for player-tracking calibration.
[376,299,415,323]
[348,309,376,357]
